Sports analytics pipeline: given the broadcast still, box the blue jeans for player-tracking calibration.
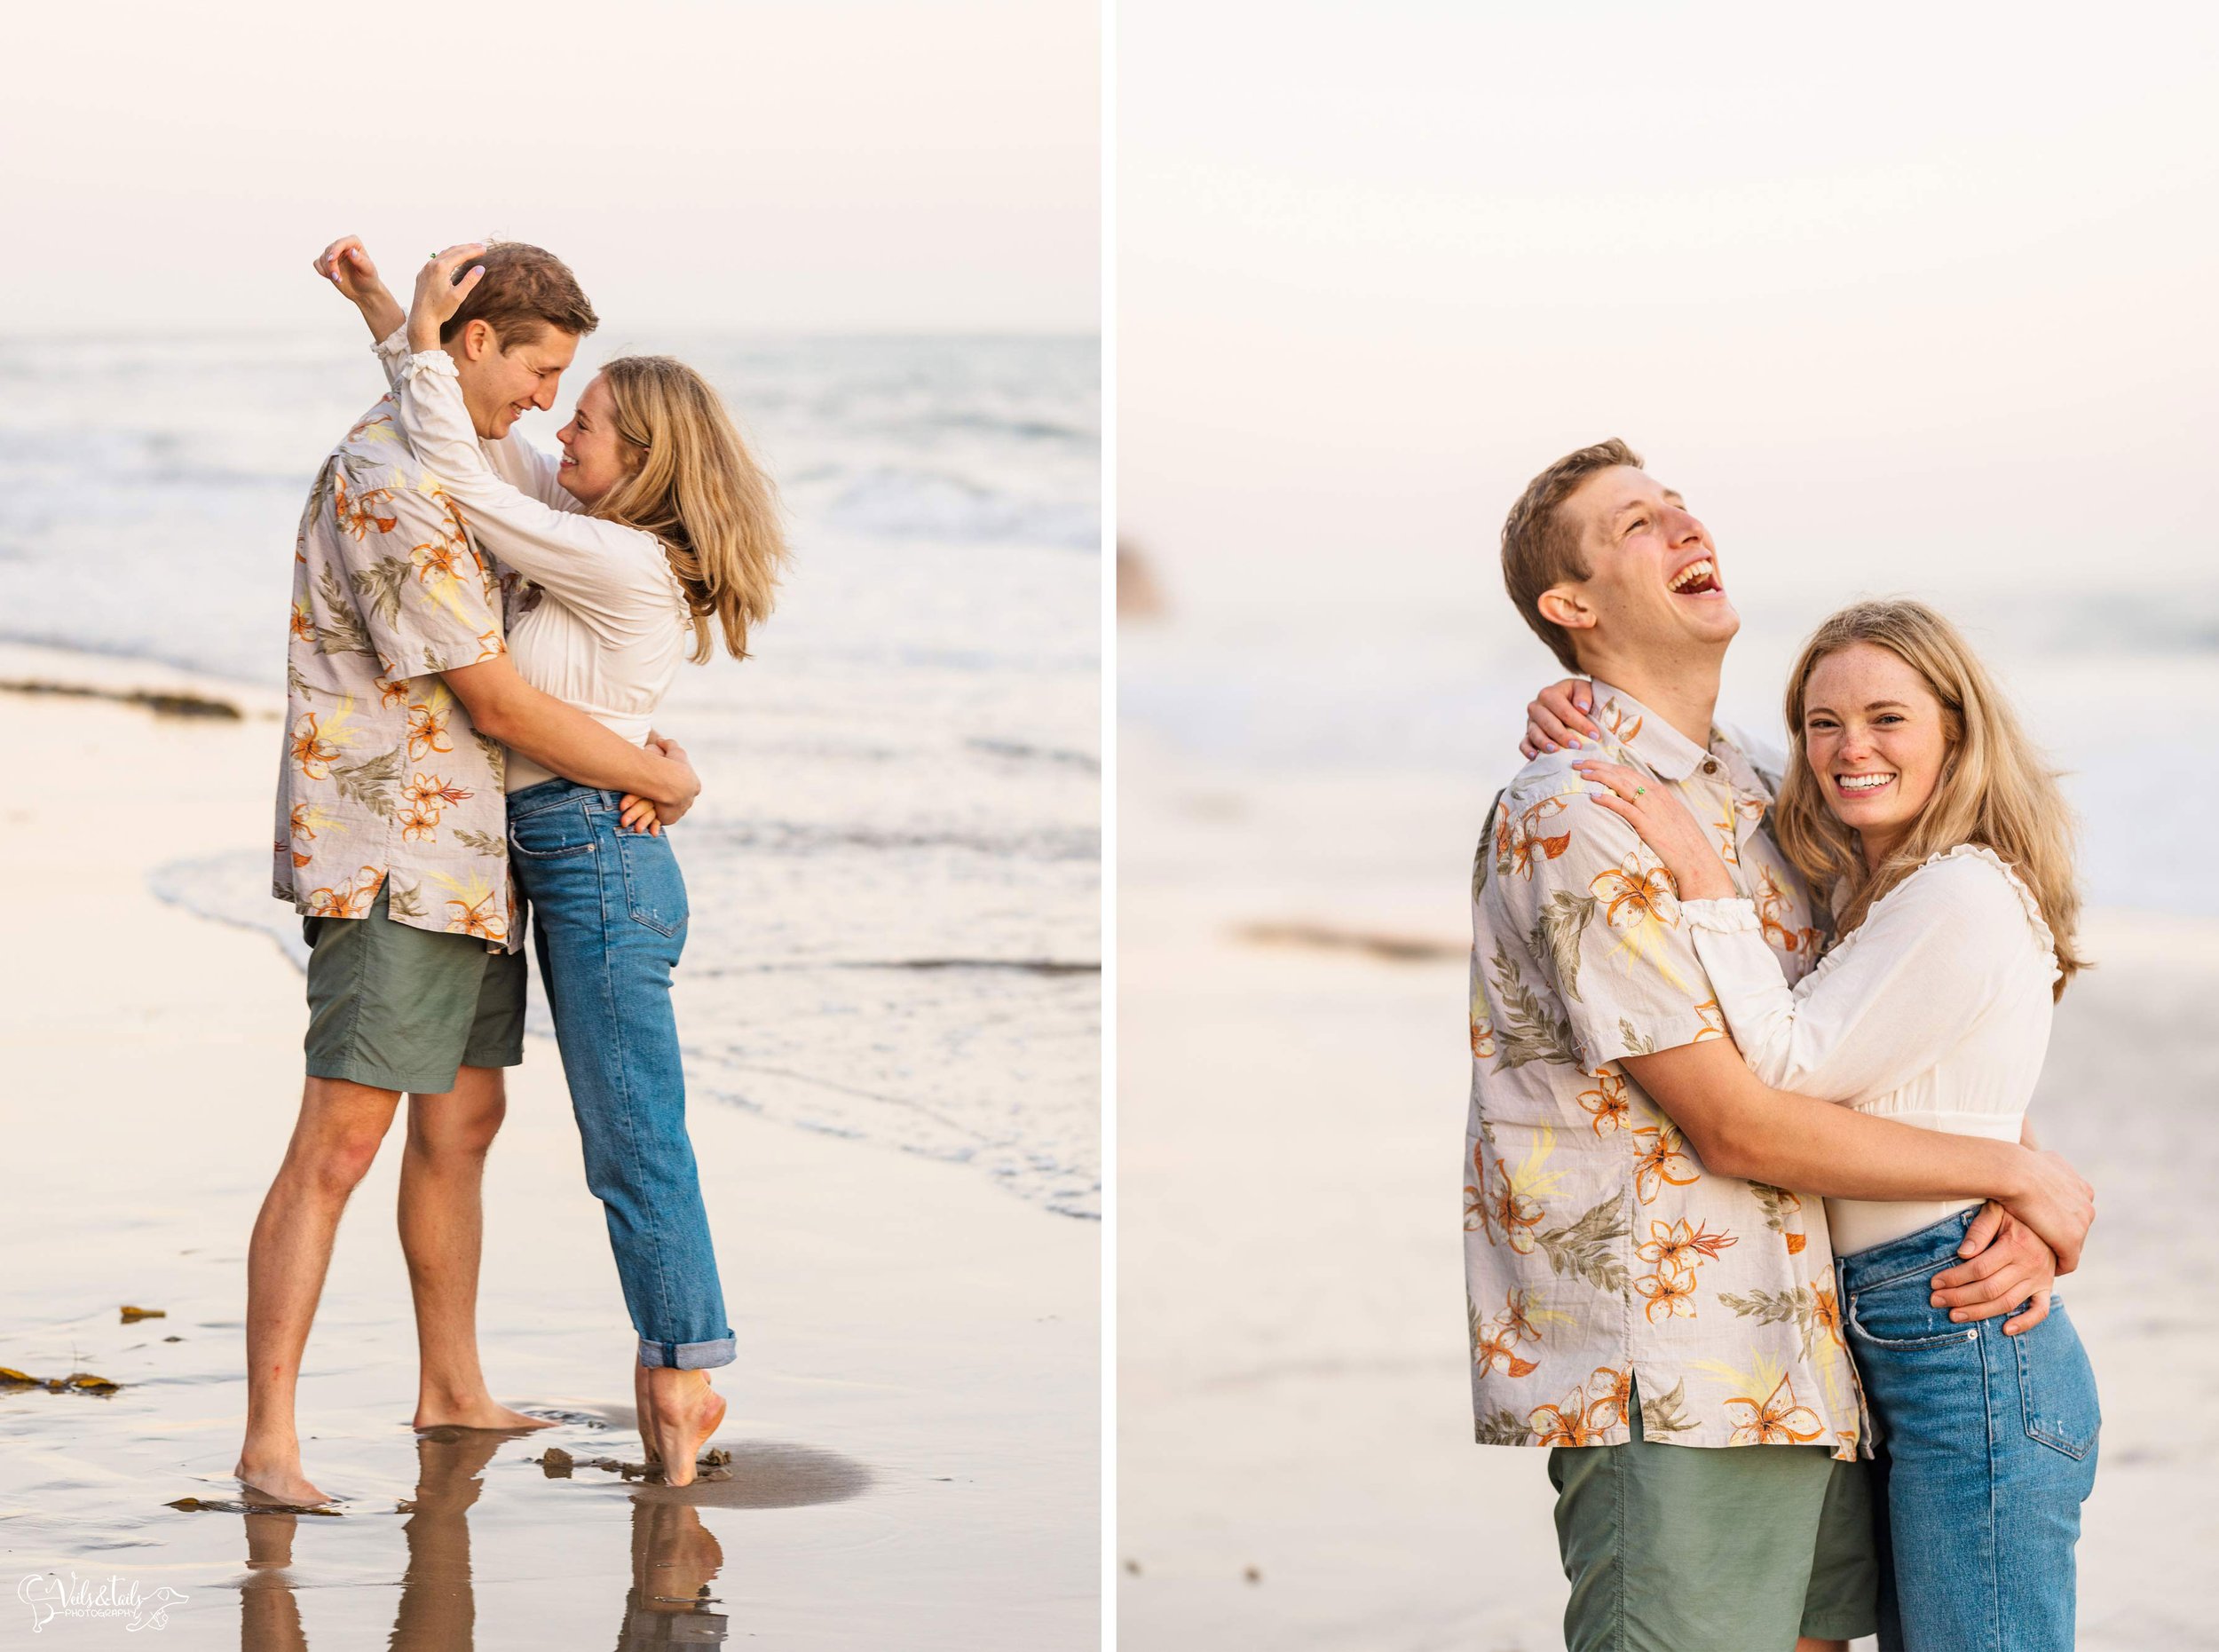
[1838,1209,2099,1652]
[508,779,734,1371]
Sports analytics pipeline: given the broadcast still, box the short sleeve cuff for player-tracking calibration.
[1571,1008,1727,1070]
[1678,897,1761,935]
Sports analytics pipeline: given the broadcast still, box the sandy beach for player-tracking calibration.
[1116,725,2218,1651]
[0,644,1098,1648]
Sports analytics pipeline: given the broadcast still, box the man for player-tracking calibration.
[239,241,699,1505]
[1465,439,2095,1652]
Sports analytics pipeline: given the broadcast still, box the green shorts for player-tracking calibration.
[302,885,526,1095]
[1549,1375,1878,1652]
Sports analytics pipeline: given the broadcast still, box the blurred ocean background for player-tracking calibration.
[1118,565,2219,921]
[0,329,1102,1218]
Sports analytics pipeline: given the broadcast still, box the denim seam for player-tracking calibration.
[1980,1323,2003,1652]
[591,804,683,1355]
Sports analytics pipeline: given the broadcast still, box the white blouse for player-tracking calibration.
[1680,845,2062,1254]
[392,347,691,793]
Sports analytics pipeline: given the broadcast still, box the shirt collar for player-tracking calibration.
[1583,679,1779,802]
[1584,679,1710,782]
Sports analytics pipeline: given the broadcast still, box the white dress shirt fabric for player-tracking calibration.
[1680,844,2061,1254]
[392,347,691,794]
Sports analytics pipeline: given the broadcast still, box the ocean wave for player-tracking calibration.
[146,848,1101,1221]
[818,468,1099,550]
[687,818,1101,863]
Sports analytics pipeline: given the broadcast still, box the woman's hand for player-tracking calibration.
[407,242,489,353]
[618,733,699,835]
[312,234,405,340]
[1519,678,1602,759]
[1999,1147,2095,1276]
[1927,1203,2057,1336]
[1573,759,1735,900]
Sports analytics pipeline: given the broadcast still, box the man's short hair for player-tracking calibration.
[1499,438,1642,673]
[440,241,598,350]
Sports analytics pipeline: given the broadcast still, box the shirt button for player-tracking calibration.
[1702,759,1719,775]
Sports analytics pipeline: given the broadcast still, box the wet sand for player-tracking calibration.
[0,644,1098,1649]
[1117,730,2216,1651]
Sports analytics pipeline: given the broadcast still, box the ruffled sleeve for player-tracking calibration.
[393,351,683,640]
[1691,845,2057,1103]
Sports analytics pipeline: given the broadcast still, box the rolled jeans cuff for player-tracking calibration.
[638,1333,737,1371]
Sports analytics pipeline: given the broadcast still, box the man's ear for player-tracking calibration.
[1537,584,1597,637]
[459,318,498,362]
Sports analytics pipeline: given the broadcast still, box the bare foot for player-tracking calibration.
[636,1363,661,1466]
[233,1455,330,1507]
[411,1395,556,1432]
[644,1371,726,1489]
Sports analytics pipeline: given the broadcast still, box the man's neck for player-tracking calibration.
[1581,647,1724,750]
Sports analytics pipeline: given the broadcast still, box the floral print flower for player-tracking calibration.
[1576,1067,1631,1135]
[1632,1122,1699,1204]
[1591,852,1679,929]
[1725,1372,1825,1445]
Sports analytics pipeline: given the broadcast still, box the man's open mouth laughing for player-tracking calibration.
[1666,556,1723,597]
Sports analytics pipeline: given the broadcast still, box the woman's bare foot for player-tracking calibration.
[233,1454,330,1507]
[643,1369,726,1488]
[411,1394,556,1432]
[636,1363,661,1466]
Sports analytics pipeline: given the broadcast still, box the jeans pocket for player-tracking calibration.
[615,830,688,937]
[2017,1303,2101,1459]
[1846,1270,1979,1352]
[509,802,597,861]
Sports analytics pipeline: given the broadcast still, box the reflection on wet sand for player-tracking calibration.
[236,1427,745,1649]
[620,1497,728,1647]
[387,1427,517,1652]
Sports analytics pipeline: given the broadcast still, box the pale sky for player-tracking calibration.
[4,0,1097,335]
[1120,3,2219,620]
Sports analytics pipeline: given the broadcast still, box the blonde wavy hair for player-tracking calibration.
[1773,599,2087,997]
[589,355,786,663]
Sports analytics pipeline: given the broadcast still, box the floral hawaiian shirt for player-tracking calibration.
[1464,682,1862,1457]
[271,378,517,951]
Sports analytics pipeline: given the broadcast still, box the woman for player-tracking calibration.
[1530,601,2099,1650]
[335,240,786,1486]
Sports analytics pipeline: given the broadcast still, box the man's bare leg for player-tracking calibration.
[236,1076,402,1503]
[399,1064,550,1432]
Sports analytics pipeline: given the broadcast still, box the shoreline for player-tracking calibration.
[0,659,1099,1648]
[1,637,1103,1221]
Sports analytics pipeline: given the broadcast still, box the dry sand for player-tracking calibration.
[0,644,1098,1649]
[1117,728,2216,1651]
